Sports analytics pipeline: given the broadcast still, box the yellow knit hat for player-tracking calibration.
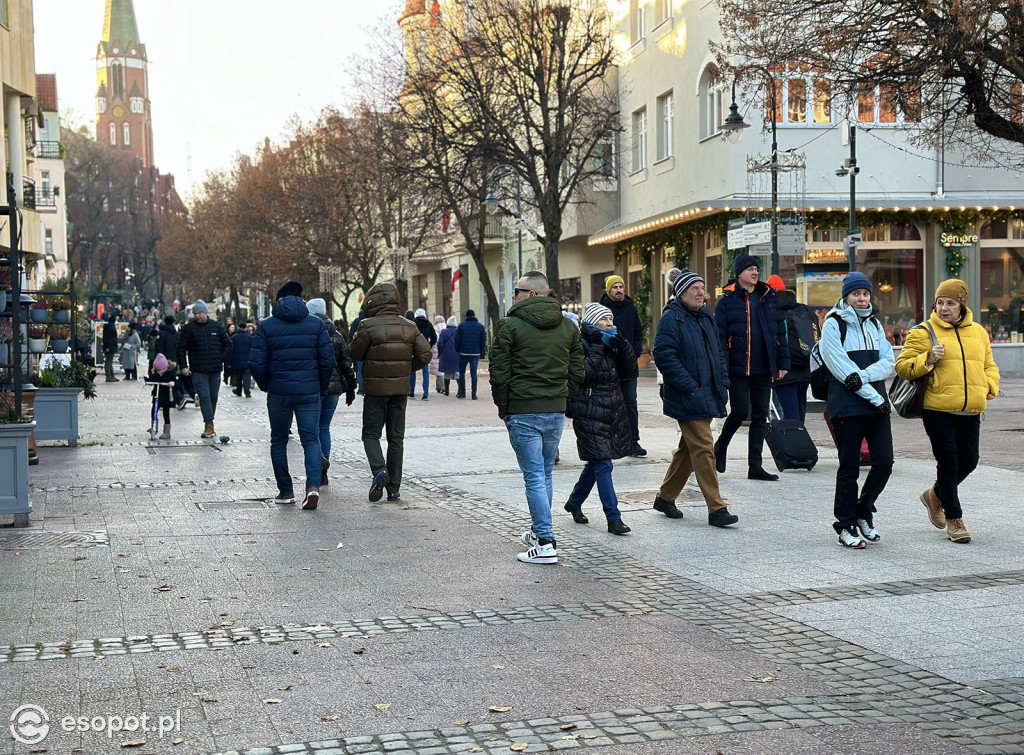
[935,279,969,306]
[605,275,625,295]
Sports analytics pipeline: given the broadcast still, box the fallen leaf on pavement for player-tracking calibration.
[743,674,776,683]
[314,642,331,648]
[167,666,180,672]
[120,740,146,748]
[172,737,184,745]
[455,719,470,725]
[353,647,368,654]
[374,703,391,710]
[510,745,528,752]
[582,732,596,739]
[488,706,513,713]
[560,723,577,730]
[469,749,483,753]
[322,714,340,722]
[278,685,293,691]
[492,664,505,669]
[262,698,283,704]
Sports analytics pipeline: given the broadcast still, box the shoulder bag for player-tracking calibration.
[889,322,937,419]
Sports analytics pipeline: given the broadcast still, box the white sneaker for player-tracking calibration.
[857,519,880,542]
[838,528,867,549]
[517,543,558,564]
[520,529,538,548]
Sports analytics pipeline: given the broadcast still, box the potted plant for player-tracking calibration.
[51,296,72,324]
[48,324,71,353]
[28,326,47,353]
[29,300,50,324]
[0,316,11,367]
[0,390,35,527]
[34,360,95,446]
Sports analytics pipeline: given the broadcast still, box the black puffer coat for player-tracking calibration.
[320,315,357,396]
[177,318,232,374]
[568,323,638,461]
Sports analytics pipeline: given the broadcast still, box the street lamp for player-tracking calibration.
[834,122,860,272]
[485,163,523,278]
[720,83,750,145]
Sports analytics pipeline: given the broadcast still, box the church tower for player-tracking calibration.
[95,0,154,168]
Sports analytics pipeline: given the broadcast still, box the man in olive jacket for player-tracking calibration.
[490,271,584,565]
[348,282,432,503]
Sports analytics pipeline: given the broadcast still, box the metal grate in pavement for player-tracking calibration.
[0,531,109,549]
[146,444,223,454]
[195,499,271,511]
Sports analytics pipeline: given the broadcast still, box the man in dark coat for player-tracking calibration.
[177,300,232,438]
[102,313,119,382]
[348,282,432,503]
[714,254,791,481]
[653,270,738,527]
[600,275,646,456]
[454,309,488,399]
[248,281,336,510]
[230,323,256,397]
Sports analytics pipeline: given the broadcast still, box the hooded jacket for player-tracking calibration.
[347,282,432,396]
[819,299,895,419]
[248,296,335,395]
[654,298,730,421]
[155,322,179,363]
[489,295,584,417]
[319,314,358,396]
[598,292,644,360]
[568,322,638,461]
[414,315,438,347]
[177,316,232,374]
[715,281,790,376]
[437,324,460,373]
[894,308,999,413]
[454,314,488,356]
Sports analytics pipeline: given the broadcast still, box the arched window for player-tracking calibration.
[109,122,117,145]
[110,62,124,99]
[123,123,131,146]
[698,66,721,140]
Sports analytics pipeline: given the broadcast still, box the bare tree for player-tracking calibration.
[713,0,1024,167]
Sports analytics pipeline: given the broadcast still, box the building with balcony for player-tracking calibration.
[30,73,69,281]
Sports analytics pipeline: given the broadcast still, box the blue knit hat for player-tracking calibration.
[841,271,873,298]
[672,269,704,299]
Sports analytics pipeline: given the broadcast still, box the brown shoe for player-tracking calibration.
[201,423,215,438]
[920,486,946,529]
[946,518,971,543]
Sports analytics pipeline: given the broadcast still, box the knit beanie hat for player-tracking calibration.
[415,308,427,318]
[673,269,704,299]
[446,316,457,326]
[733,253,759,277]
[275,281,303,300]
[583,302,613,326]
[934,279,969,306]
[163,314,176,325]
[306,298,327,316]
[604,274,625,295]
[435,315,445,325]
[766,274,786,290]
[841,271,873,297]
[191,300,208,314]
[466,309,475,318]
[153,354,168,372]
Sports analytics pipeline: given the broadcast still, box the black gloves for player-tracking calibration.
[345,389,356,406]
[844,372,863,392]
[875,401,891,416]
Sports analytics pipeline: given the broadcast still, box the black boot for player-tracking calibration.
[607,519,631,535]
[653,496,684,519]
[563,502,588,524]
[321,456,330,486]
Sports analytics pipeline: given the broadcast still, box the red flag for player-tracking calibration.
[451,264,463,292]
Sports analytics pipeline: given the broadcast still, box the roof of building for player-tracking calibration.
[101,0,147,57]
[36,74,58,111]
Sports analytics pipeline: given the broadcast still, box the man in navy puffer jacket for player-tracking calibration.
[249,281,336,510]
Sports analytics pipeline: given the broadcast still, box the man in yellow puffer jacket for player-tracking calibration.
[895,279,999,544]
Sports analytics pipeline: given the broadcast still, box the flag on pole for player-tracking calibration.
[451,264,463,292]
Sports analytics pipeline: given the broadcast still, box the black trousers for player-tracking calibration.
[361,394,407,495]
[621,376,640,444]
[718,372,772,469]
[831,413,894,533]
[921,410,980,520]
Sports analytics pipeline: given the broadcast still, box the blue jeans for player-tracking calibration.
[268,393,323,494]
[504,412,564,540]
[567,459,622,522]
[458,355,480,395]
[191,371,221,424]
[318,393,340,458]
[409,366,429,396]
[775,382,809,423]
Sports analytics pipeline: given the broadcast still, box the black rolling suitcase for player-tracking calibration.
[766,420,818,471]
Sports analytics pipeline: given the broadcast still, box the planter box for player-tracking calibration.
[53,310,70,324]
[33,387,81,445]
[0,421,34,527]
[29,309,49,324]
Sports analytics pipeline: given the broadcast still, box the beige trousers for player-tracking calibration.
[658,418,727,514]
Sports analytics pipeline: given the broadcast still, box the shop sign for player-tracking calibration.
[941,232,978,247]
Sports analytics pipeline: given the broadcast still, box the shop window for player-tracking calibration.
[860,248,924,324]
[862,226,886,242]
[810,228,843,243]
[890,224,921,241]
[558,277,582,315]
[980,248,1024,330]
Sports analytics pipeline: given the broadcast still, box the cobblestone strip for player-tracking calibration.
[36,475,358,493]
[0,601,654,664]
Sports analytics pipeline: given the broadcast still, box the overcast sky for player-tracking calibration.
[33,0,403,199]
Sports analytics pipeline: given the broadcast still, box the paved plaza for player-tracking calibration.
[2,376,1024,754]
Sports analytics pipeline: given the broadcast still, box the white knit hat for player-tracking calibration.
[583,302,613,326]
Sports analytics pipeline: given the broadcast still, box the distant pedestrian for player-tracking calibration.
[349,311,366,393]
[230,323,255,397]
[436,316,459,395]
[490,271,584,564]
[410,308,437,399]
[248,282,336,510]
[600,274,646,456]
[102,313,119,382]
[146,353,179,439]
[653,271,738,527]
[564,303,637,536]
[774,287,819,423]
[455,309,487,399]
[819,272,894,549]
[307,298,357,486]
[895,279,1000,544]
[120,323,142,381]
[348,282,432,503]
[714,254,790,481]
[177,299,232,438]
[223,323,238,385]
[432,315,446,394]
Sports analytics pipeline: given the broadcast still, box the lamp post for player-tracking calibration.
[835,122,860,272]
[484,163,523,278]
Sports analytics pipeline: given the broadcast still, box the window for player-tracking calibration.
[591,138,616,178]
[856,65,920,124]
[766,64,832,125]
[630,0,645,44]
[41,171,51,198]
[109,123,117,146]
[110,62,124,99]
[699,67,722,139]
[130,97,144,114]
[656,91,674,160]
[654,0,672,26]
[631,107,647,172]
[97,98,107,114]
[0,0,8,28]
[123,123,131,146]
[44,229,53,256]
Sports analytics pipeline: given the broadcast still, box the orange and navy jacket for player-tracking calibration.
[714,280,791,376]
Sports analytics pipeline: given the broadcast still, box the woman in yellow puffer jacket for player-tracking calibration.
[895,279,999,544]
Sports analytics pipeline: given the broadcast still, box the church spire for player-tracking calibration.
[101,0,145,56]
